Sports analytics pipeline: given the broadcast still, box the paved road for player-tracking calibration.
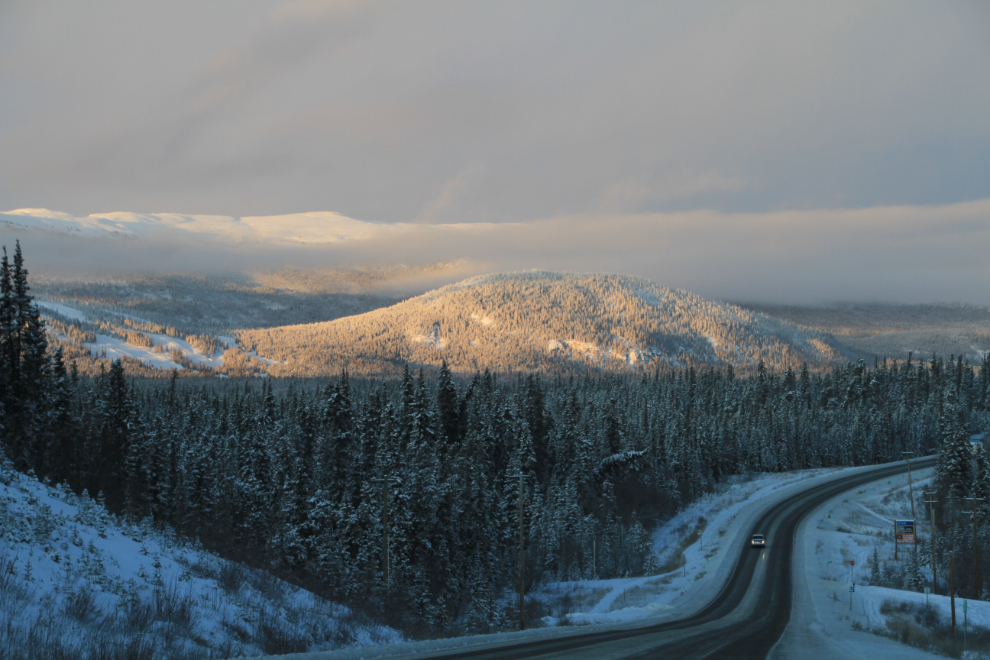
[406,458,936,660]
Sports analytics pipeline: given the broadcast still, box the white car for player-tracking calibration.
[750,534,766,548]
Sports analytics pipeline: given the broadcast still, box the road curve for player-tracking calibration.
[403,458,935,660]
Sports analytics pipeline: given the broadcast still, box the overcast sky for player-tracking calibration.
[1,1,988,302]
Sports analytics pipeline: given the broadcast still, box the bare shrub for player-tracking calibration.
[0,554,31,604]
[152,583,194,628]
[189,559,217,581]
[64,588,100,622]
[255,606,309,655]
[80,629,159,660]
[217,561,245,594]
[550,590,574,618]
[209,639,243,659]
[250,568,286,603]
[221,615,252,643]
[120,598,154,632]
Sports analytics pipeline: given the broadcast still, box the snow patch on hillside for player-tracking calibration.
[142,332,225,368]
[37,302,253,371]
[36,301,87,321]
[90,334,185,370]
[410,323,446,350]
[0,459,400,659]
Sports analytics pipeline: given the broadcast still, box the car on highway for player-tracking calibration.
[750,533,766,548]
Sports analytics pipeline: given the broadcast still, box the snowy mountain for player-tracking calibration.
[0,208,507,246]
[237,271,852,376]
[0,456,400,659]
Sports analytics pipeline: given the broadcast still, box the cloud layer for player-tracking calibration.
[1,1,988,223]
[5,198,989,305]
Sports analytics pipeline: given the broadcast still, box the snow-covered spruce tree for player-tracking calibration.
[936,388,973,502]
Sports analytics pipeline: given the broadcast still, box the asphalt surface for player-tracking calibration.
[410,457,936,660]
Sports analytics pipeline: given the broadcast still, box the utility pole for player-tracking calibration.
[925,493,938,595]
[965,496,985,591]
[371,475,398,599]
[903,451,916,521]
[593,534,597,578]
[951,550,957,636]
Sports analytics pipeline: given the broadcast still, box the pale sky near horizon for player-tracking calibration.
[1,1,989,303]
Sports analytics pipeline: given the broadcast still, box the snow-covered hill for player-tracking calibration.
[0,456,400,659]
[1,208,506,246]
[237,271,853,376]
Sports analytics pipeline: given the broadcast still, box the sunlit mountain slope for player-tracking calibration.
[237,271,851,376]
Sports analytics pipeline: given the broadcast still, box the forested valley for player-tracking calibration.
[2,243,990,637]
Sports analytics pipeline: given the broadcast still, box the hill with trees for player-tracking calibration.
[238,271,853,377]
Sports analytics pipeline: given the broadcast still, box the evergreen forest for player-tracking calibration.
[2,243,990,635]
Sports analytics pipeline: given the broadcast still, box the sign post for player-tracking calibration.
[895,520,916,560]
[849,582,855,612]
[925,494,938,595]
[902,452,916,520]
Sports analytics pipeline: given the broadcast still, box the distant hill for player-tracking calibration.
[739,302,990,364]
[237,271,852,377]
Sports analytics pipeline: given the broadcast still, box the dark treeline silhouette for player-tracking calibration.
[2,243,989,634]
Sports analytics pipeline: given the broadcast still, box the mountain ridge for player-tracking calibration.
[1,208,508,246]
[237,271,853,377]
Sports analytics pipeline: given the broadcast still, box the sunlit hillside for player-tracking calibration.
[237,271,852,377]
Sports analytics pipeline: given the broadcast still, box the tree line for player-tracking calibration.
[2,243,989,634]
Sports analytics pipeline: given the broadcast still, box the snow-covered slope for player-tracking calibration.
[237,271,852,376]
[1,208,507,246]
[40,302,215,371]
[0,457,400,659]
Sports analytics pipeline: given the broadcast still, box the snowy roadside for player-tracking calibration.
[771,463,990,659]
[257,460,927,660]
[0,460,400,659]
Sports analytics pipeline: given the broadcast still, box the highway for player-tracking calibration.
[400,457,936,660]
